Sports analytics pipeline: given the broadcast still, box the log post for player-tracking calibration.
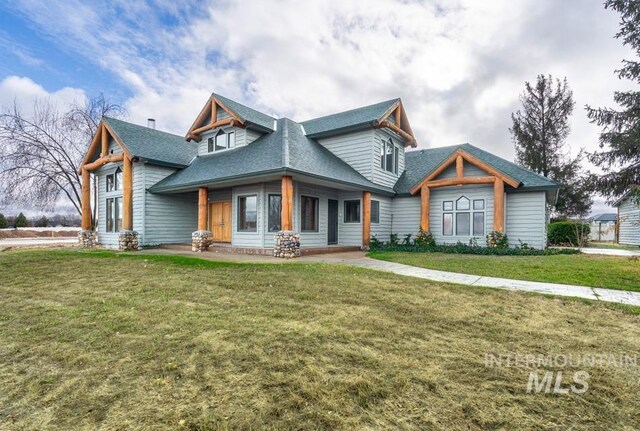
[281,176,293,231]
[81,168,91,230]
[123,156,133,230]
[101,124,109,156]
[456,154,464,180]
[362,191,371,246]
[420,185,430,232]
[198,187,208,231]
[493,178,505,232]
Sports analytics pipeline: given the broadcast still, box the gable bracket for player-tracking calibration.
[186,96,245,142]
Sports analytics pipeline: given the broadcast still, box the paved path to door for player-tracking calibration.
[140,249,640,307]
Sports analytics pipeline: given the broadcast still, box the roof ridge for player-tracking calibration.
[103,116,184,139]
[300,98,400,124]
[211,92,276,119]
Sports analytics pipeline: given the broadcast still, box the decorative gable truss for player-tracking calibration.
[410,149,520,234]
[373,100,417,148]
[186,95,245,142]
[78,120,133,232]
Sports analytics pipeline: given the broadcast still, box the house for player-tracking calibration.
[613,190,640,246]
[589,213,617,242]
[77,93,560,255]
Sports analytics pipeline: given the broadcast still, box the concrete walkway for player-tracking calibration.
[141,248,640,307]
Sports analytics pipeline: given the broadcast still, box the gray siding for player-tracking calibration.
[372,129,405,188]
[505,191,547,249]
[618,197,640,246]
[232,184,264,248]
[390,187,548,249]
[337,190,363,246]
[370,194,392,242]
[133,163,145,243]
[144,164,198,245]
[317,130,374,181]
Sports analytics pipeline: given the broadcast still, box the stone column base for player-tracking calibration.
[192,230,212,252]
[274,231,300,258]
[78,230,97,248]
[118,231,139,251]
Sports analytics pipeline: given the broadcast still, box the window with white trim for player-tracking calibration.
[106,167,122,192]
[371,200,380,224]
[208,129,236,153]
[442,196,485,237]
[380,138,399,174]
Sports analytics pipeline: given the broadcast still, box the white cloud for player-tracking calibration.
[0,75,86,112]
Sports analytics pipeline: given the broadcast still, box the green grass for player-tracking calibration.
[1,250,640,430]
[368,251,640,291]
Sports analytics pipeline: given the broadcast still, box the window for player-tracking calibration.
[106,167,122,192]
[394,146,399,174]
[268,194,282,232]
[344,200,360,223]
[385,140,394,173]
[371,200,380,224]
[106,197,122,232]
[473,212,485,236]
[208,130,236,153]
[456,213,470,236]
[380,143,385,169]
[301,196,319,232]
[442,196,485,237]
[443,213,453,236]
[237,195,257,232]
[456,196,470,211]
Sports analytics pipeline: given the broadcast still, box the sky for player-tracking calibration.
[0,0,634,216]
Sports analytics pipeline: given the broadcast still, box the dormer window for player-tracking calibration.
[207,129,236,153]
[380,138,398,174]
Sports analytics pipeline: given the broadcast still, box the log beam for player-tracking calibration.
[83,153,124,172]
[362,191,371,246]
[420,185,430,231]
[81,168,91,230]
[375,120,416,146]
[101,124,109,156]
[191,118,236,136]
[123,156,133,231]
[211,100,217,123]
[493,178,505,232]
[426,176,496,189]
[281,176,293,231]
[456,154,463,180]
[395,104,402,129]
[198,187,208,231]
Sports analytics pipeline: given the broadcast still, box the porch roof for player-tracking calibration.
[149,118,395,195]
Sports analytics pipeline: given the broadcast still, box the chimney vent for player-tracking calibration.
[147,118,156,129]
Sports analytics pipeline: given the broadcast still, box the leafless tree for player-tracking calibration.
[0,94,125,227]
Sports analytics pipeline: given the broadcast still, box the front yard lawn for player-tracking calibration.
[368,251,640,292]
[1,250,639,430]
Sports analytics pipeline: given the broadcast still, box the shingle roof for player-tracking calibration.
[213,93,276,131]
[150,118,394,194]
[592,213,617,222]
[104,117,197,167]
[394,143,560,195]
[301,99,399,137]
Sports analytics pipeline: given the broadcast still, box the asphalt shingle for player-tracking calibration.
[213,93,276,131]
[301,99,399,137]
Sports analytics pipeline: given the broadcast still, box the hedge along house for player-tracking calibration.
[78,93,560,255]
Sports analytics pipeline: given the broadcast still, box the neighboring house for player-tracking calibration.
[613,190,640,246]
[78,93,560,254]
[589,213,617,242]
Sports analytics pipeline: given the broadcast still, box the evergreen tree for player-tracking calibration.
[510,74,593,218]
[14,212,28,228]
[0,213,7,229]
[586,0,640,201]
[34,215,49,227]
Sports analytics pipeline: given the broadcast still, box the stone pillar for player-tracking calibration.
[273,231,300,258]
[192,230,212,252]
[118,231,139,251]
[78,230,97,248]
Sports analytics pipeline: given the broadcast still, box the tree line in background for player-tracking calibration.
[510,0,640,220]
[0,212,82,228]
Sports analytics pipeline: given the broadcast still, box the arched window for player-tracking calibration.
[442,196,485,237]
[208,129,236,153]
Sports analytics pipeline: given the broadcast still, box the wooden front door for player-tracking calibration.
[210,201,232,243]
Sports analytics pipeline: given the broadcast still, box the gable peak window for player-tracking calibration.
[380,138,399,174]
[208,129,236,153]
[106,167,122,192]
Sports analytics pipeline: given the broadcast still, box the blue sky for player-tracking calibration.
[0,0,634,214]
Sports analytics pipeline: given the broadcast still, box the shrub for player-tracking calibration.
[486,231,509,249]
[14,212,29,228]
[369,235,383,250]
[414,229,435,247]
[389,233,400,246]
[402,233,413,246]
[0,213,7,229]
[369,241,579,256]
[547,221,590,246]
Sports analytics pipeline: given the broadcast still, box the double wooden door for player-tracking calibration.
[209,201,232,243]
